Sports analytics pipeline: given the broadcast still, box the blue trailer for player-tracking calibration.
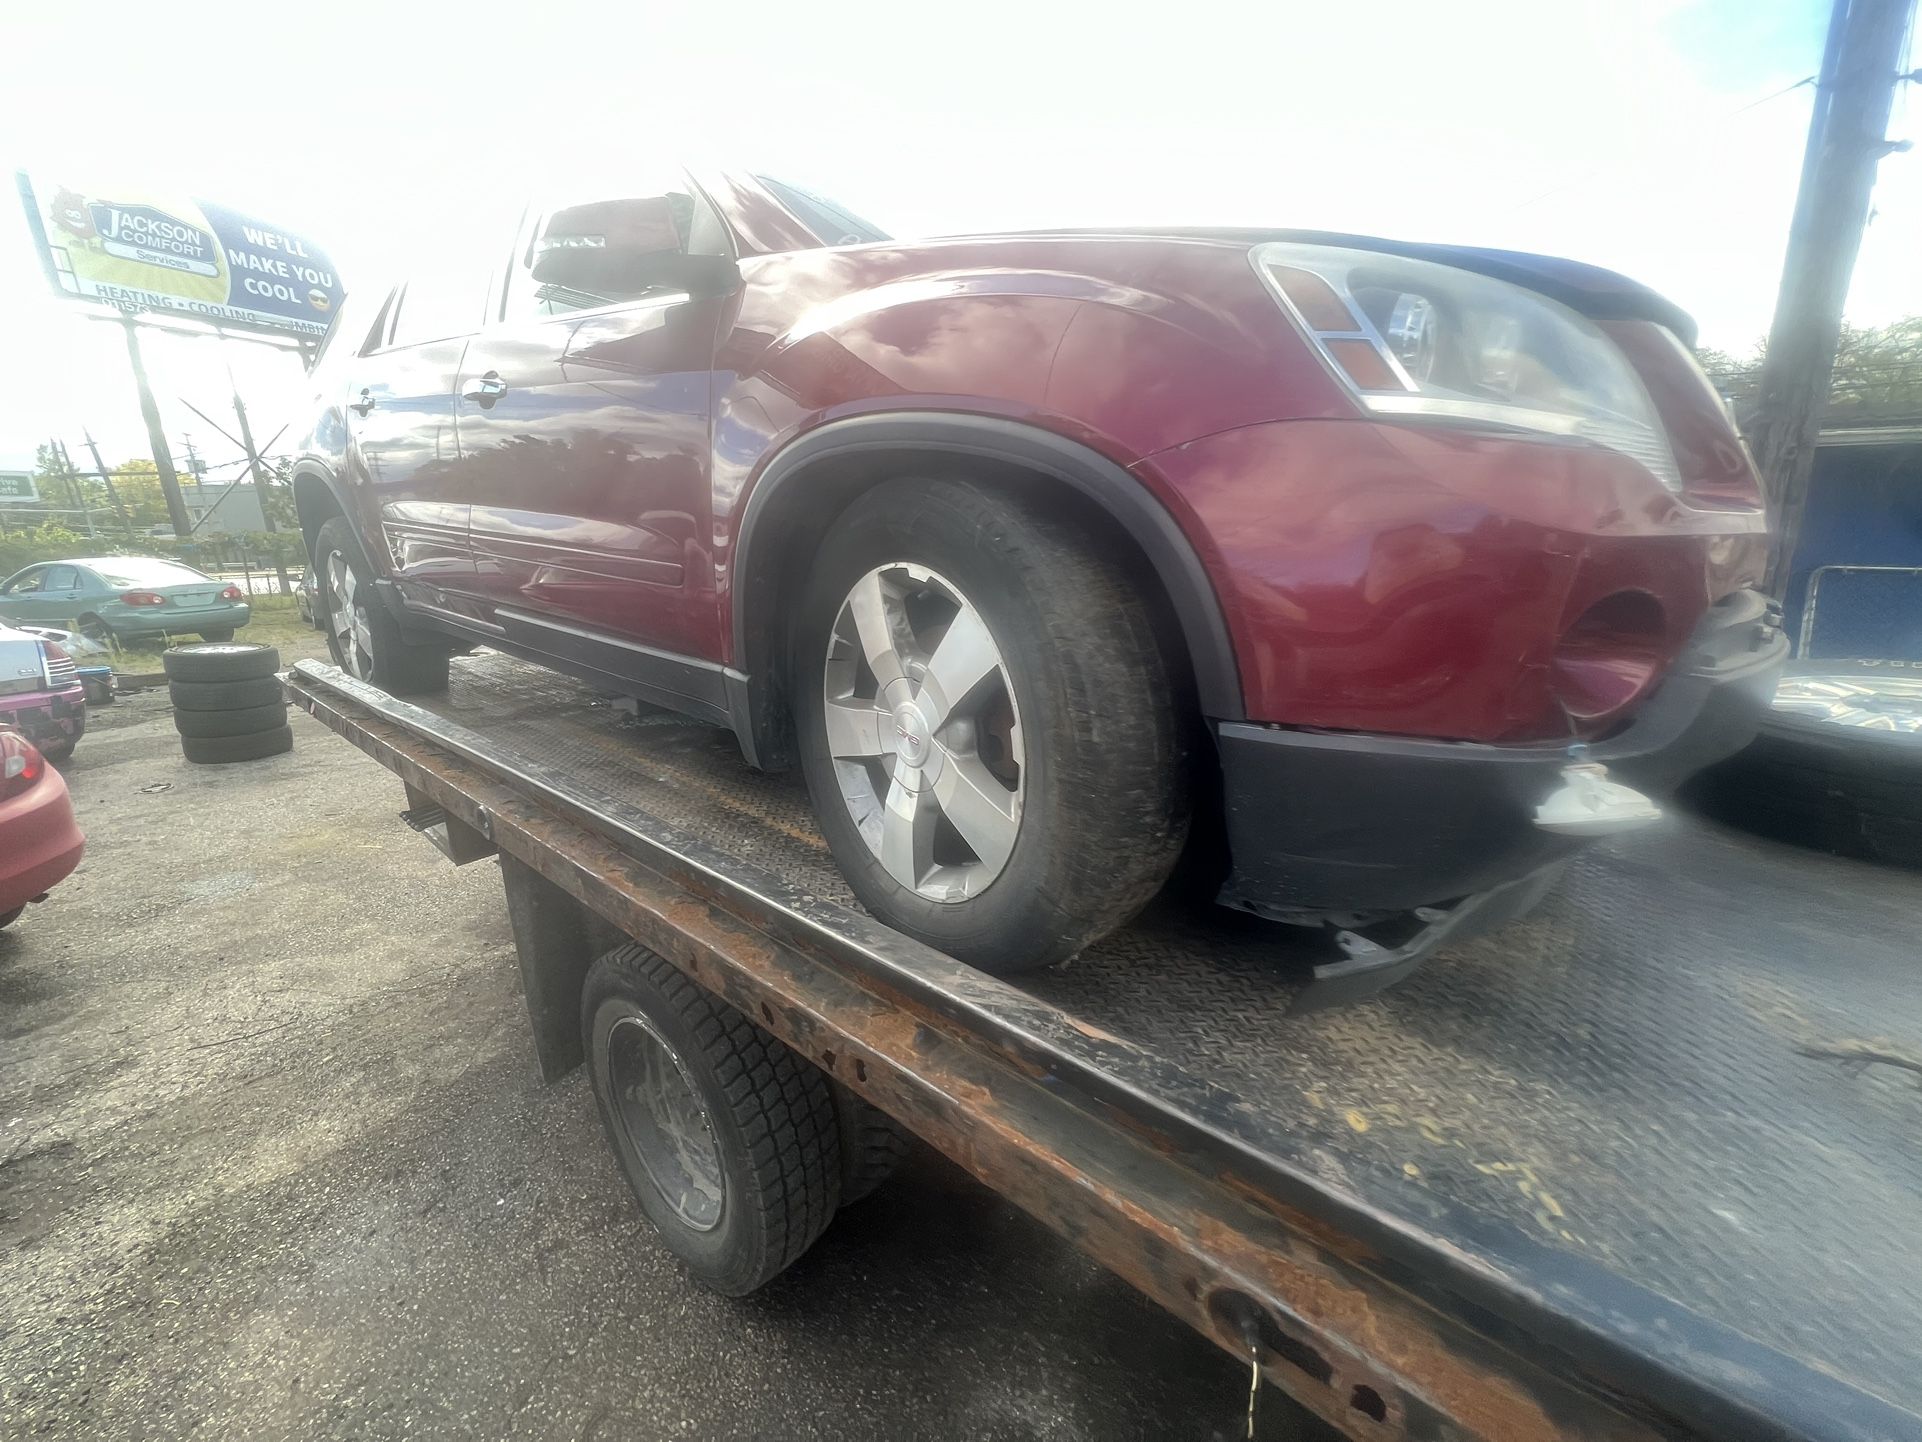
[1781,425,1922,661]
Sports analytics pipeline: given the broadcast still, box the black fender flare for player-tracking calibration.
[289,462,368,569]
[730,412,1244,722]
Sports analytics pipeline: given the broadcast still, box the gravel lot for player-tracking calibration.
[1,687,1294,1440]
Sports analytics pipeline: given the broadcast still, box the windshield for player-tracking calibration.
[95,559,211,587]
[756,176,889,246]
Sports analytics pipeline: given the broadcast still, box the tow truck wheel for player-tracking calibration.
[795,478,1189,974]
[313,516,451,695]
[832,1082,910,1205]
[583,943,840,1296]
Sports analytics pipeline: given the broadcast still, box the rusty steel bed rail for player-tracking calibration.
[285,659,1918,1442]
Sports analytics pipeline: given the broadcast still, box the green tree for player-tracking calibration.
[0,523,96,580]
[106,460,174,528]
[29,443,87,519]
[260,456,298,530]
[1701,315,1922,429]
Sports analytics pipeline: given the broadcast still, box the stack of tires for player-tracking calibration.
[163,643,294,765]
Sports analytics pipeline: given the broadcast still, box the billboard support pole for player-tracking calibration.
[119,315,194,538]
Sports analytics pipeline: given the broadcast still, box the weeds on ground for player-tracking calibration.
[106,596,329,671]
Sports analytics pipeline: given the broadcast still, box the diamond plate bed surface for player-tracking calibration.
[422,652,1922,1416]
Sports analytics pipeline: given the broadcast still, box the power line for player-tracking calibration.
[1504,71,1820,214]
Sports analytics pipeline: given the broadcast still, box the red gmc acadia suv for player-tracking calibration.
[294,166,1786,994]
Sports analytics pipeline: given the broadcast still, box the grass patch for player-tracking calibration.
[107,595,329,670]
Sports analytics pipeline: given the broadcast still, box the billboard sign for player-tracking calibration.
[16,173,343,338]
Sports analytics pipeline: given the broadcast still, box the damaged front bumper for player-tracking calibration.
[1214,590,1788,1006]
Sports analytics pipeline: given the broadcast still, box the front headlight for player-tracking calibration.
[1251,242,1680,490]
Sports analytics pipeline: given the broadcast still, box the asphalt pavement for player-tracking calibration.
[0,687,1320,1440]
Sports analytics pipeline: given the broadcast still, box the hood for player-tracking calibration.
[993,226,1698,348]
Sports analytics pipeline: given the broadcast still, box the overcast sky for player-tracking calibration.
[2,0,1915,482]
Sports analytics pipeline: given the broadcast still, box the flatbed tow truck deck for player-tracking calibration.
[286,652,1922,1442]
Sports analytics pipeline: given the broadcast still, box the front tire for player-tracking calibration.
[313,515,450,694]
[794,478,1189,974]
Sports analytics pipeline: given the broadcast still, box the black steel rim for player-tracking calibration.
[606,1013,725,1232]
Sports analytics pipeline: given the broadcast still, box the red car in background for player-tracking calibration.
[0,728,84,930]
[291,167,1785,990]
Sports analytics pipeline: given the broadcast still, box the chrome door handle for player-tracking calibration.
[463,372,508,406]
[350,389,375,416]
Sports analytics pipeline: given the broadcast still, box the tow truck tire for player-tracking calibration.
[168,676,285,711]
[832,1082,911,1205]
[180,725,295,765]
[161,642,280,683]
[794,478,1189,974]
[314,515,451,695]
[584,943,840,1295]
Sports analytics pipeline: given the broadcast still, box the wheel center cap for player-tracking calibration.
[893,703,931,765]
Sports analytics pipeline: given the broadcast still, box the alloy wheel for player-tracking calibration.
[325,549,374,680]
[822,562,1024,903]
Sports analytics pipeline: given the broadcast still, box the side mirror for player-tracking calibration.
[532,197,739,301]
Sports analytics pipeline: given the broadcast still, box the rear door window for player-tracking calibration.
[387,250,498,348]
[502,170,729,321]
[312,286,392,368]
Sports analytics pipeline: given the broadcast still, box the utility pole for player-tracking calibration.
[1748,0,1916,595]
[53,439,96,537]
[229,380,292,594]
[81,431,135,537]
[120,315,195,538]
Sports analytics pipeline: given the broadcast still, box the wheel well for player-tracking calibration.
[292,470,346,564]
[737,448,1204,771]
